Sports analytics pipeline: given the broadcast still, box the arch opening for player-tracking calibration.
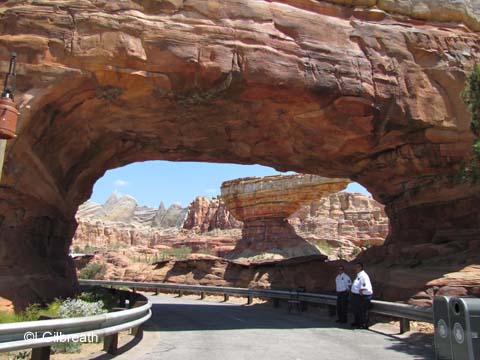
[0,0,479,308]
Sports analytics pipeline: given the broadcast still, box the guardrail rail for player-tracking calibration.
[80,279,433,334]
[0,289,151,360]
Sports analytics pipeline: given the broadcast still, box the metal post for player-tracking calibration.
[178,290,183,297]
[400,318,411,334]
[273,298,280,308]
[119,293,126,308]
[0,140,6,183]
[224,294,229,302]
[200,292,205,300]
[131,326,143,338]
[103,333,118,355]
[31,346,51,360]
[247,295,253,305]
[154,288,158,295]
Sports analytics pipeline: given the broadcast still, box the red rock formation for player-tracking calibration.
[183,196,242,233]
[290,192,389,248]
[221,175,350,258]
[0,0,479,307]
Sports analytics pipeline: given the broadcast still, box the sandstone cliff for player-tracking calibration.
[290,192,389,248]
[73,189,388,258]
[182,196,242,233]
[1,0,478,308]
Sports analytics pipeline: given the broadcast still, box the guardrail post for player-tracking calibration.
[103,333,119,355]
[119,292,126,308]
[400,318,411,334]
[132,287,136,294]
[154,288,159,295]
[273,298,280,308]
[200,292,205,300]
[300,301,307,312]
[31,346,51,360]
[131,325,143,338]
[247,295,253,305]
[224,294,229,302]
[178,290,183,297]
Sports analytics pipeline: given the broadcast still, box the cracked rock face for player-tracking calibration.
[220,175,349,258]
[0,0,479,308]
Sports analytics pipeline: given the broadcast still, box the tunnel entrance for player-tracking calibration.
[0,0,479,308]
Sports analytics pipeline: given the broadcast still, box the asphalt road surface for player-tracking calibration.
[110,295,435,360]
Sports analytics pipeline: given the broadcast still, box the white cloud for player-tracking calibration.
[205,188,218,194]
[114,179,129,187]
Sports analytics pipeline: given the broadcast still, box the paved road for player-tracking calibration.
[112,295,435,360]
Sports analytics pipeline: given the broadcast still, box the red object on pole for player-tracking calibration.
[0,96,19,139]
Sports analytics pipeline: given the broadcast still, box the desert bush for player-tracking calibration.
[459,64,480,181]
[57,298,106,318]
[78,288,116,310]
[78,262,106,279]
[314,241,333,255]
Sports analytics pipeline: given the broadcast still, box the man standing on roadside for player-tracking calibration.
[335,265,351,323]
[350,262,373,329]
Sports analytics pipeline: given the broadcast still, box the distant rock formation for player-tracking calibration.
[221,174,351,258]
[76,193,187,229]
[73,193,189,249]
[73,189,389,259]
[183,196,242,233]
[152,202,188,229]
[290,192,389,248]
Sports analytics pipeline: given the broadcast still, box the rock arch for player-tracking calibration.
[0,0,479,308]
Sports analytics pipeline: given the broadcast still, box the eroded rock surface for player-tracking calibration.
[183,196,242,233]
[221,174,350,258]
[0,0,479,308]
[290,192,389,249]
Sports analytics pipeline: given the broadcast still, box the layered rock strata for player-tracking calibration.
[182,196,242,233]
[221,174,350,258]
[290,192,389,248]
[0,0,479,308]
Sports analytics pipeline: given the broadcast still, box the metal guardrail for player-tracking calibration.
[0,289,151,358]
[80,279,433,333]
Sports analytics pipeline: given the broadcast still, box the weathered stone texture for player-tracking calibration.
[221,174,350,258]
[183,196,242,232]
[0,0,478,307]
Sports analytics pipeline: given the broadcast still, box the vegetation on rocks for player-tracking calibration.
[79,262,107,279]
[460,64,480,181]
[0,288,116,357]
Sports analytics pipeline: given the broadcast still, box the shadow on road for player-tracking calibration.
[139,298,434,359]
[145,301,336,331]
[370,328,434,360]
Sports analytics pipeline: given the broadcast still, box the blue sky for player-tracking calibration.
[90,161,371,208]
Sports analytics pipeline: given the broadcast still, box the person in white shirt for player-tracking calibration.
[350,262,373,329]
[335,265,351,323]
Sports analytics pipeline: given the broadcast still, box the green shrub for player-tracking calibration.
[58,298,106,318]
[460,64,480,181]
[10,350,30,359]
[51,342,82,354]
[314,241,333,255]
[78,288,116,310]
[462,64,480,137]
[79,262,106,279]
[351,247,361,256]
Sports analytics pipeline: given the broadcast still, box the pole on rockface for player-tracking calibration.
[0,140,6,183]
[0,53,19,183]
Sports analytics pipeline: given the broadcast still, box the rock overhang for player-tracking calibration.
[0,0,478,307]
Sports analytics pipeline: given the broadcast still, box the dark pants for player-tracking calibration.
[351,293,372,327]
[336,291,349,322]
